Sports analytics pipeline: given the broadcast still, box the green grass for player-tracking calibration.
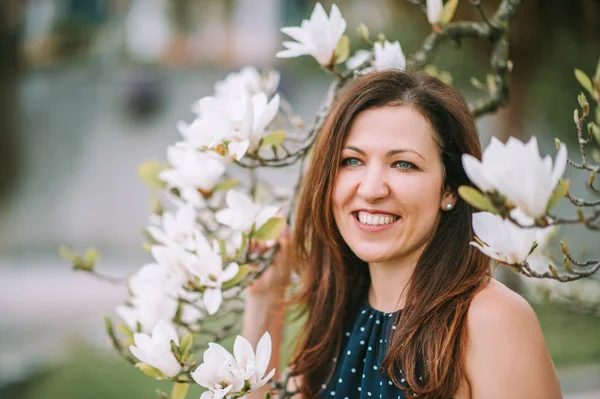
[1,303,598,399]
[535,304,600,367]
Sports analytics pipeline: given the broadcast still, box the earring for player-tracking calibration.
[445,203,453,210]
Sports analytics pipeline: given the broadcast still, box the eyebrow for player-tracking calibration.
[345,145,426,162]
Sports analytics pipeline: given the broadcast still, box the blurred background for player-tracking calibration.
[0,0,599,398]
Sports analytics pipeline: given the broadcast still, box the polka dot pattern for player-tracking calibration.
[318,301,411,398]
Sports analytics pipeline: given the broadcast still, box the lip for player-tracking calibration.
[351,211,401,232]
[352,209,400,216]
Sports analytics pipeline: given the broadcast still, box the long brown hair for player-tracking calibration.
[289,71,491,398]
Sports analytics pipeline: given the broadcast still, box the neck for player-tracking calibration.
[367,251,421,313]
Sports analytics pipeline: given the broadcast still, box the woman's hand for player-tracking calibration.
[247,228,293,298]
[242,228,293,399]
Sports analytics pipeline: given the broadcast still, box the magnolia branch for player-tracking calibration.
[407,0,522,118]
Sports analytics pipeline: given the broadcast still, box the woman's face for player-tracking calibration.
[332,105,454,265]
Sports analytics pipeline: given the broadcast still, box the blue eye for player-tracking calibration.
[394,161,416,170]
[341,157,361,167]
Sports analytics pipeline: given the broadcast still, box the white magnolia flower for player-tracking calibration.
[511,210,557,273]
[346,49,372,70]
[176,231,240,315]
[147,205,198,251]
[426,0,444,25]
[471,211,539,265]
[276,3,346,66]
[116,294,178,333]
[215,66,280,100]
[159,145,226,205]
[373,40,406,72]
[151,245,200,279]
[130,321,182,378]
[192,333,275,398]
[116,263,181,332]
[185,92,280,154]
[232,332,276,390]
[192,342,244,398]
[215,190,280,233]
[462,136,567,218]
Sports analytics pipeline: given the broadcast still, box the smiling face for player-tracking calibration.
[332,105,455,265]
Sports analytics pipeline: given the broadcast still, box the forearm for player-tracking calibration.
[243,291,287,398]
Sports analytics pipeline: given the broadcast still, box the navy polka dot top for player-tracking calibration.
[319,301,413,399]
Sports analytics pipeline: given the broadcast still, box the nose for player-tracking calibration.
[356,163,390,202]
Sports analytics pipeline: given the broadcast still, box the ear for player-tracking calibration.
[440,186,457,211]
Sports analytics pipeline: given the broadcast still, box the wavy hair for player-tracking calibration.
[289,71,491,398]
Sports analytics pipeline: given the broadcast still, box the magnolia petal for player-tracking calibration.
[328,4,347,39]
[130,348,154,371]
[194,230,214,254]
[152,321,179,347]
[280,26,310,44]
[204,288,222,315]
[132,333,153,352]
[228,140,250,160]
[310,2,329,26]
[255,367,276,390]
[226,190,255,213]
[426,0,443,24]
[147,225,169,246]
[215,208,241,230]
[116,304,138,330]
[470,241,512,264]
[233,334,256,368]
[222,262,240,282]
[159,353,183,377]
[255,206,280,229]
[462,154,495,192]
[255,332,272,380]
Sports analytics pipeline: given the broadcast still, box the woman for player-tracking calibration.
[243,71,562,398]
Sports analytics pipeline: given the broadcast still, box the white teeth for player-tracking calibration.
[356,211,398,226]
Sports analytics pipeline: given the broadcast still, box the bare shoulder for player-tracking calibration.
[462,279,562,399]
[468,278,537,329]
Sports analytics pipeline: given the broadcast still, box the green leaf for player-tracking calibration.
[179,333,193,358]
[83,247,101,265]
[457,186,499,214]
[486,74,497,93]
[356,23,369,43]
[592,148,600,164]
[117,323,134,337]
[334,35,350,64]
[261,130,286,148]
[595,57,600,83]
[439,71,453,85]
[136,363,168,380]
[439,0,459,26]
[138,160,168,189]
[58,245,78,261]
[104,316,115,338]
[589,122,600,144]
[554,138,562,151]
[171,383,189,399]
[574,68,594,97]
[170,340,181,362]
[546,179,570,212]
[470,77,486,91]
[253,217,286,242]
[222,264,250,290]
[213,178,240,193]
[578,92,589,109]
[424,65,439,77]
